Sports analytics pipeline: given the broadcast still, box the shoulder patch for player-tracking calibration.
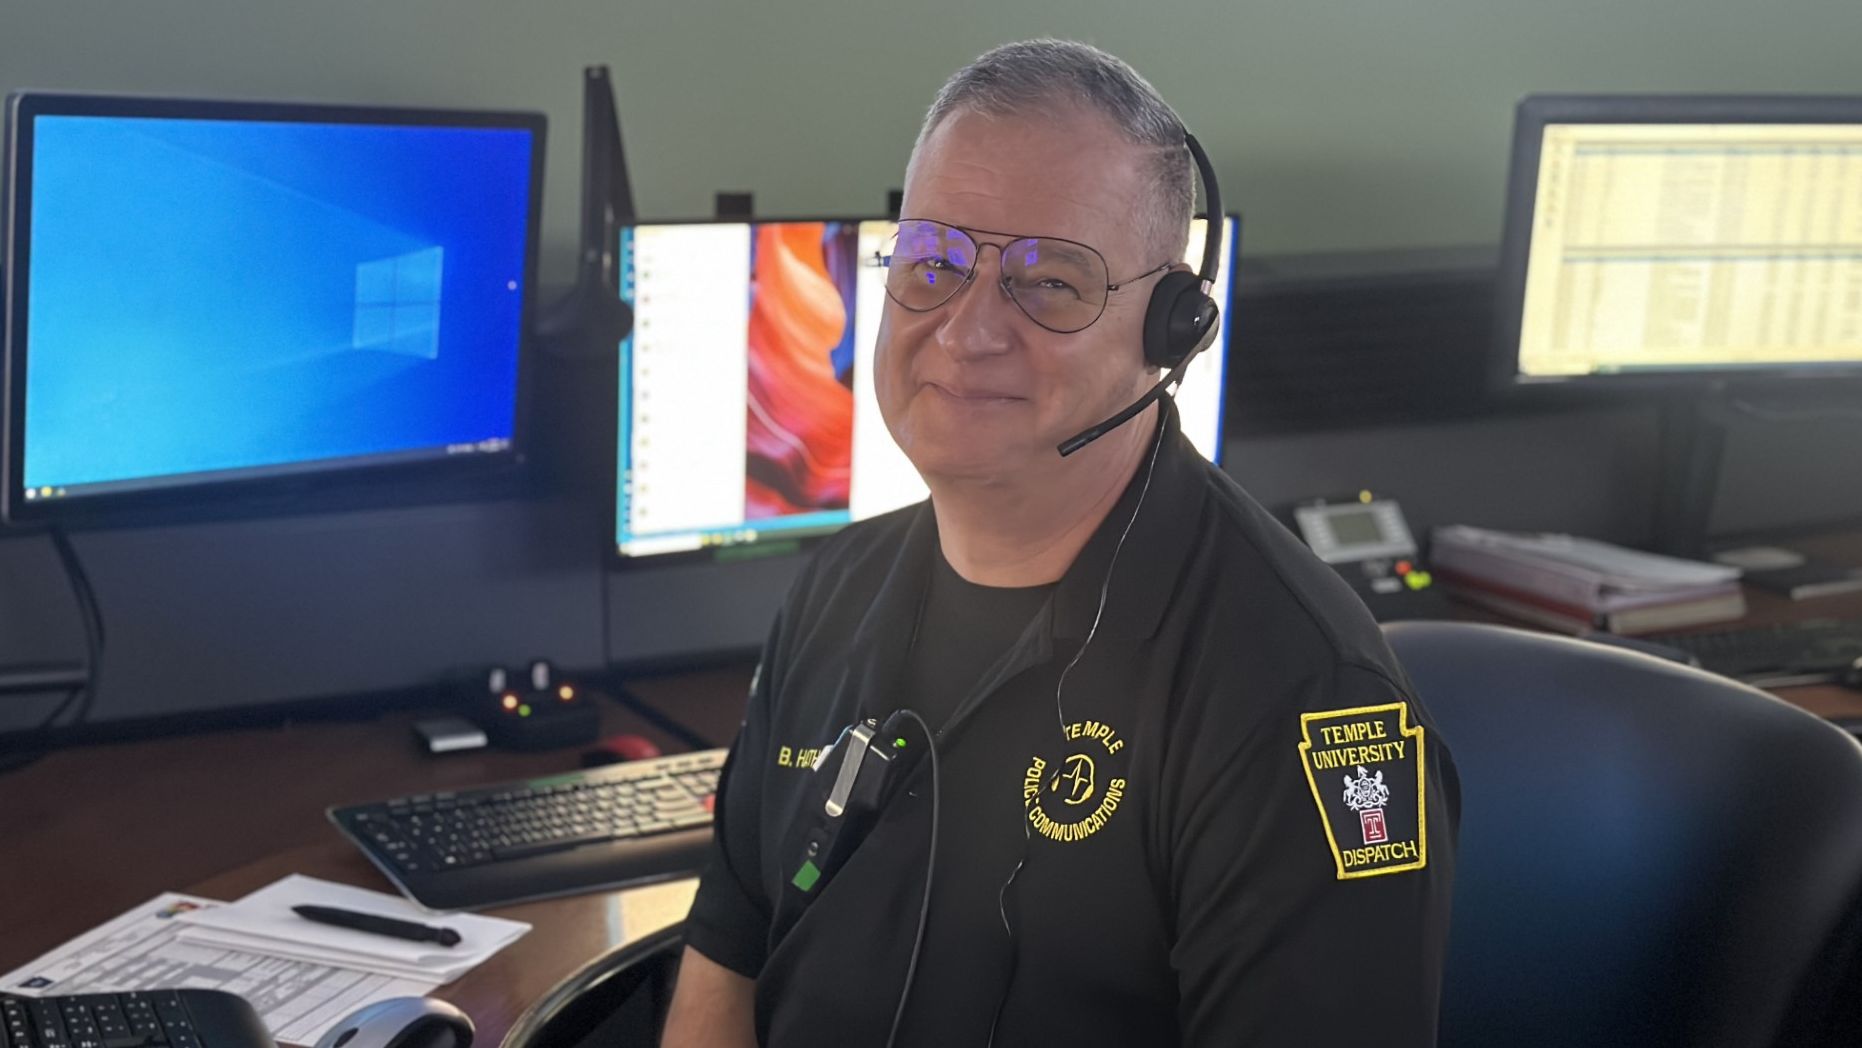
[1297,702,1427,880]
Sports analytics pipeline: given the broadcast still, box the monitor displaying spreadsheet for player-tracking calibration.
[1498,96,1862,384]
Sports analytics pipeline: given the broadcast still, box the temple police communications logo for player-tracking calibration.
[1298,702,1427,879]
[1023,720,1128,843]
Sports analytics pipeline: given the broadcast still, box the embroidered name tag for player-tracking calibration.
[775,743,825,770]
[1297,702,1427,880]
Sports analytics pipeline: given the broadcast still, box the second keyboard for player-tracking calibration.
[329,748,727,911]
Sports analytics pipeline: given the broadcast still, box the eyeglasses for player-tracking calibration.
[873,218,1172,334]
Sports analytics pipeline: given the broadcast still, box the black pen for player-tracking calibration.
[292,904,462,947]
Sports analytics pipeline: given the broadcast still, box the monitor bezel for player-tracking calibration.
[2,91,547,528]
[1493,93,1862,393]
[606,211,1241,567]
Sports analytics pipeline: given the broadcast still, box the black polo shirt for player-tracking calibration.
[687,403,1460,1047]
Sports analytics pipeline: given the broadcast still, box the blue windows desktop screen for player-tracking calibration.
[19,114,535,501]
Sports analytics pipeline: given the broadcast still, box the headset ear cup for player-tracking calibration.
[1143,271,1217,369]
[1186,299,1220,357]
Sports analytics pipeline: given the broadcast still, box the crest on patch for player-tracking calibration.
[1342,766,1389,811]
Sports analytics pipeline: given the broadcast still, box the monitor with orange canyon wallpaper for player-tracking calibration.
[613,217,1235,561]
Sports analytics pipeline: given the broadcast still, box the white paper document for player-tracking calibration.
[1431,525,1742,610]
[0,893,438,1047]
[175,875,529,984]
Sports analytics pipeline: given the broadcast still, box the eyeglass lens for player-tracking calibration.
[883,219,1112,333]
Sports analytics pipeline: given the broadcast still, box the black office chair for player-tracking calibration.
[504,624,1862,1047]
[1385,620,1862,1048]
[500,921,685,1048]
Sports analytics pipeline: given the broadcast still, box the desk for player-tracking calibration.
[1442,529,1862,720]
[1706,531,1862,721]
[0,670,754,1047]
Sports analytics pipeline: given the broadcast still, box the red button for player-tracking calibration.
[1395,560,1413,575]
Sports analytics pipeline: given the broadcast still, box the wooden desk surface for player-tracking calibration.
[0,670,752,1048]
[1714,532,1862,719]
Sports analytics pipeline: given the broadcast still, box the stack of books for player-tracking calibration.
[1432,525,1746,635]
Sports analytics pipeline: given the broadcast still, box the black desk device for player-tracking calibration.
[1288,492,1443,620]
[2,989,275,1048]
[475,662,599,752]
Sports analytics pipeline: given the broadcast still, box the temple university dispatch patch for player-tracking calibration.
[1298,701,1428,879]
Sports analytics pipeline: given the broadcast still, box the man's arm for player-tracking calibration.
[1171,662,1460,1046]
[664,603,800,1048]
[662,947,756,1048]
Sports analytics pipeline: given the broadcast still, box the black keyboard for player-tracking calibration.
[1648,618,1862,684]
[329,748,727,911]
[0,990,273,1048]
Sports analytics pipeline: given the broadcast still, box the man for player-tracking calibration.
[665,39,1458,1047]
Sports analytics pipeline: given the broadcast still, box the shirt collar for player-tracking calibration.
[843,397,1207,699]
[840,501,940,719]
[1048,397,1207,644]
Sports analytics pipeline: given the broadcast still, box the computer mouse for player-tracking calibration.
[581,732,663,767]
[312,997,474,1048]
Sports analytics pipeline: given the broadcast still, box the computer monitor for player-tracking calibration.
[612,215,1238,560]
[532,66,635,358]
[1495,94,1862,387]
[2,93,545,525]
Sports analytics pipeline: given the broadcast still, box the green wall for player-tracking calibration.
[4,0,1858,281]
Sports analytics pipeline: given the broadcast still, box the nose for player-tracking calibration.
[931,242,1018,362]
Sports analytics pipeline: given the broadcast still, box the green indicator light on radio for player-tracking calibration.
[792,859,821,892]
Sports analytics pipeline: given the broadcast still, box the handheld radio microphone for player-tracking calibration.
[1056,132,1224,457]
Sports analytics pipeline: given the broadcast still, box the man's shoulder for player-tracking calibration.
[1172,452,1411,703]
[780,501,924,626]
[1153,458,1447,820]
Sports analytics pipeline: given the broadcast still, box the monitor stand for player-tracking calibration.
[1657,384,1862,596]
[1652,387,1732,559]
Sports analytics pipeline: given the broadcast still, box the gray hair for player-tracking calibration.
[913,39,1196,264]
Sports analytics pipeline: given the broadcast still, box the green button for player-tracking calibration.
[791,859,822,893]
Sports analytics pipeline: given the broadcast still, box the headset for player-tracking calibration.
[1057,131,1224,457]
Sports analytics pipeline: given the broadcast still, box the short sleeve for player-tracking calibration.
[1170,661,1460,1046]
[683,614,784,977]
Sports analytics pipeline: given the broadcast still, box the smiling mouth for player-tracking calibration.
[925,380,1024,403]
